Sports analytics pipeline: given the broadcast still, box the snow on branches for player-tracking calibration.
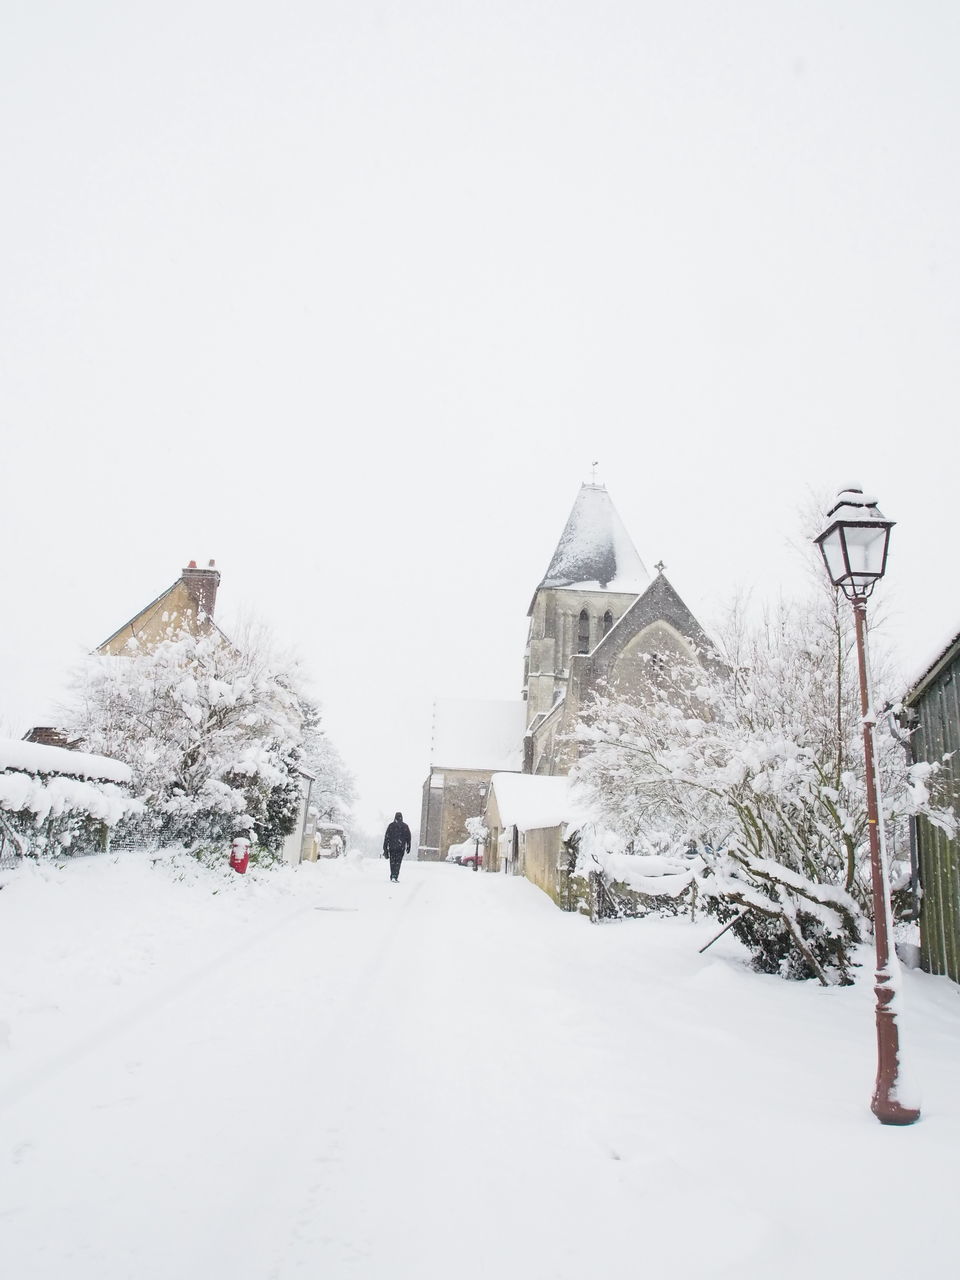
[573,597,956,983]
[64,623,351,854]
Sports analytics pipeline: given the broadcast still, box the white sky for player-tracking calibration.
[2,2,958,836]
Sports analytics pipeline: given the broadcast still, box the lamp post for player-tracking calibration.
[814,487,919,1126]
[476,784,488,871]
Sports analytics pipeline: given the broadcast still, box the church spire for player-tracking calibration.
[537,484,650,594]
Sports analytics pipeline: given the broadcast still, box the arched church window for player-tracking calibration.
[602,610,614,636]
[577,610,590,654]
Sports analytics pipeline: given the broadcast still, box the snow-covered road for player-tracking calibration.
[1,853,958,1279]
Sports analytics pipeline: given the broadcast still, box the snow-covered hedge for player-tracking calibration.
[567,822,700,920]
[0,738,140,859]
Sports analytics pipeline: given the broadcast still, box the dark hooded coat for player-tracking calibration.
[383,813,411,857]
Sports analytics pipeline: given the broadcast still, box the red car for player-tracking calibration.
[445,839,482,869]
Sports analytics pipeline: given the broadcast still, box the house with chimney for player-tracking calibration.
[96,559,223,654]
[26,560,225,748]
[96,559,317,863]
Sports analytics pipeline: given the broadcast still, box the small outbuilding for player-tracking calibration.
[904,628,960,984]
[483,773,571,902]
[279,769,318,867]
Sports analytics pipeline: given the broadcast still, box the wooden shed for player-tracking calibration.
[904,629,960,983]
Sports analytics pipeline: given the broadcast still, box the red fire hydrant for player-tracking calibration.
[229,837,250,874]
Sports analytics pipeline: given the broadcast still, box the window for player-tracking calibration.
[577,610,590,654]
[602,610,614,636]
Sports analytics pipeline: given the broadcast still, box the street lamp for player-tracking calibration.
[815,487,919,1126]
[476,783,488,871]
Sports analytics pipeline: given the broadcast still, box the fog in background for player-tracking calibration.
[2,2,958,836]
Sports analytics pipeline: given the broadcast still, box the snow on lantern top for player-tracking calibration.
[814,486,894,600]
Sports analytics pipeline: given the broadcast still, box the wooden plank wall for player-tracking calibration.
[912,652,960,983]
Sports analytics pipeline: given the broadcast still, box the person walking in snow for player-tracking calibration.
[383,811,411,882]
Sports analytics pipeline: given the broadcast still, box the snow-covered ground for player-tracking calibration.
[1,852,957,1279]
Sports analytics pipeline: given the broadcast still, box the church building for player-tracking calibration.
[420,482,718,878]
[521,483,720,778]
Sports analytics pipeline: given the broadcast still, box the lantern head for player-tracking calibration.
[815,487,894,600]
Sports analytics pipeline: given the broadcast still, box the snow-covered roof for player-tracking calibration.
[536,484,650,596]
[432,700,525,771]
[0,738,132,784]
[488,773,570,832]
[905,626,960,704]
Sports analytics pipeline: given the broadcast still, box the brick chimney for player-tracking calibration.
[181,558,220,622]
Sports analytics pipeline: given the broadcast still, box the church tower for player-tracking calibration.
[523,483,649,729]
[522,483,719,777]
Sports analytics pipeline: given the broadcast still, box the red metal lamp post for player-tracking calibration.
[815,487,919,1126]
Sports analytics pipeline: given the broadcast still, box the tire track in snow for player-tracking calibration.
[0,902,315,1113]
[263,877,431,1279]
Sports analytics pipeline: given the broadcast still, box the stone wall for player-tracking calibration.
[519,827,561,903]
[418,768,493,861]
[418,774,443,859]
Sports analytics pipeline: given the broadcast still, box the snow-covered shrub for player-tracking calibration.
[567,822,699,921]
[696,849,864,983]
[0,739,141,859]
[574,596,956,983]
[64,624,352,855]
[464,815,489,845]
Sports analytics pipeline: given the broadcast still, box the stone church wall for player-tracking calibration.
[524,587,636,729]
[419,769,495,861]
[419,774,444,859]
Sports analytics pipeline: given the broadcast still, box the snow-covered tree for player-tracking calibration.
[64,622,344,854]
[574,594,955,984]
[464,815,489,844]
[303,729,356,824]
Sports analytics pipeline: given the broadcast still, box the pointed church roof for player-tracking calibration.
[602,570,721,664]
[537,484,650,595]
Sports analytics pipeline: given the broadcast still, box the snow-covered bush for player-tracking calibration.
[464,815,488,845]
[574,596,956,983]
[64,623,352,855]
[565,822,699,921]
[302,720,356,826]
[0,739,141,859]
